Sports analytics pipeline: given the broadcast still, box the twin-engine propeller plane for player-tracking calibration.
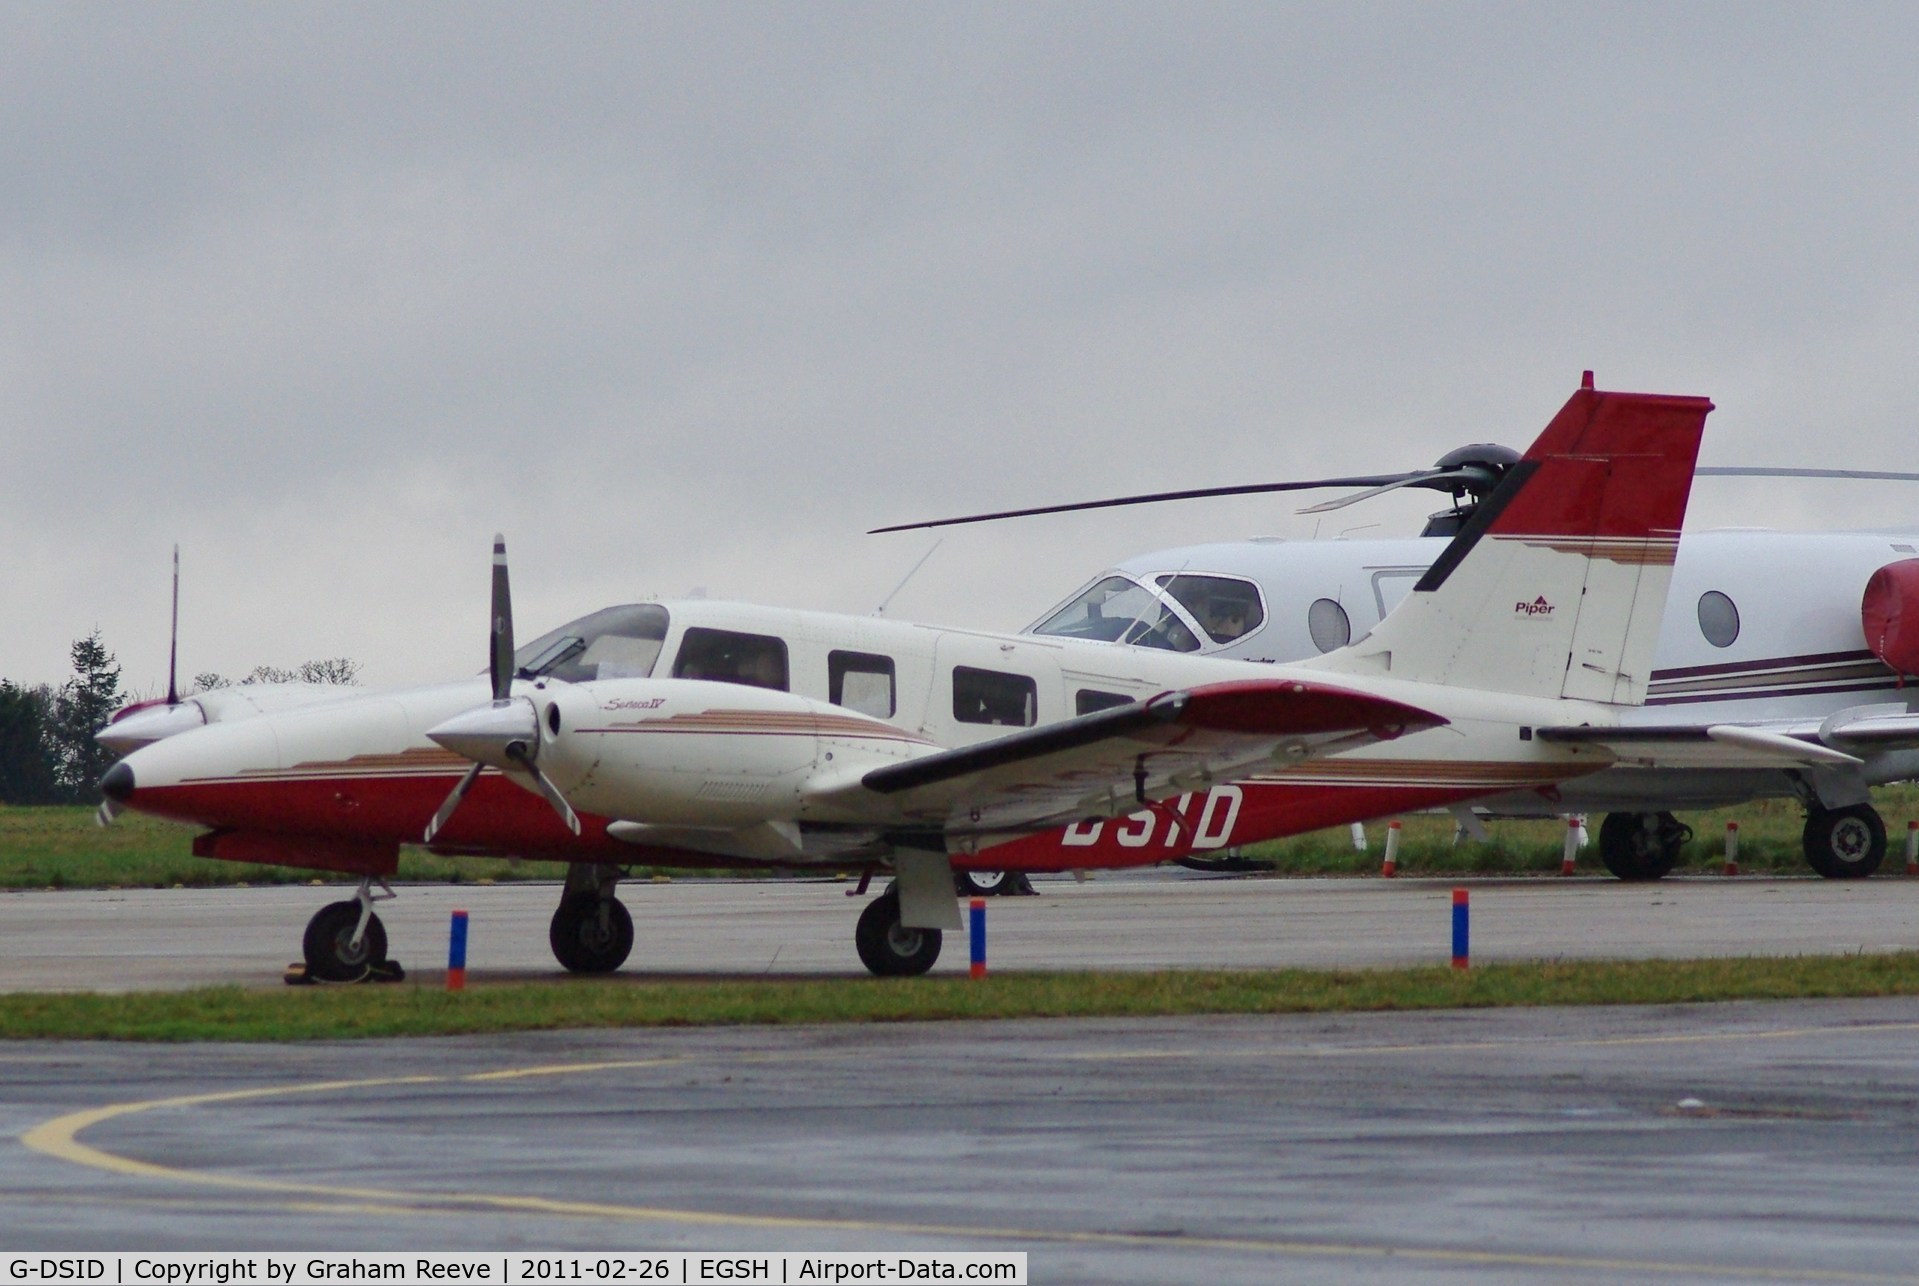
[885,403,1919,881]
[101,377,1712,978]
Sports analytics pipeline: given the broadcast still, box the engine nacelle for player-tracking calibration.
[1862,558,1919,678]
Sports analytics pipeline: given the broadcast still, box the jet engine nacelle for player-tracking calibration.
[1862,558,1919,678]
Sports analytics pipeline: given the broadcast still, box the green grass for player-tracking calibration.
[3,954,1918,1041]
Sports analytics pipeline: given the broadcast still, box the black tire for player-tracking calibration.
[1803,805,1886,879]
[302,900,389,982]
[955,869,1011,897]
[855,888,942,977]
[1597,812,1688,881]
[549,892,635,973]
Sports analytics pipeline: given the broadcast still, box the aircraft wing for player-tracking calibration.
[1536,703,1919,769]
[810,679,1445,837]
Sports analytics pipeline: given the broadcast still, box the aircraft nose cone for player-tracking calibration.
[99,761,135,803]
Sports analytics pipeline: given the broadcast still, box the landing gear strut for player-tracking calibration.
[549,863,634,973]
[1597,812,1691,881]
[1803,804,1886,879]
[302,878,394,981]
[855,885,942,977]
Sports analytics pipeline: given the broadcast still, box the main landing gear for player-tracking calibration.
[550,863,635,973]
[301,878,396,981]
[1802,803,1886,878]
[855,885,943,977]
[1596,812,1692,881]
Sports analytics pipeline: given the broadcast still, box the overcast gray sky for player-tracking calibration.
[5,3,1918,694]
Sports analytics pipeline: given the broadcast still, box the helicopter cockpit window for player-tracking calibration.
[511,604,671,683]
[1155,575,1266,645]
[1029,576,1201,652]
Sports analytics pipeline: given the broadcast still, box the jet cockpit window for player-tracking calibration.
[672,628,790,692]
[512,604,671,683]
[1155,575,1266,645]
[1029,576,1201,652]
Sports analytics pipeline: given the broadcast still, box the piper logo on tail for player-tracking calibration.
[1515,596,1555,617]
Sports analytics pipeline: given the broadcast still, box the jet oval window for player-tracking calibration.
[1307,598,1351,653]
[1156,574,1266,645]
[1697,591,1741,648]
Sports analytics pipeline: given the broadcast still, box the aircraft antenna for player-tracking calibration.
[875,538,942,616]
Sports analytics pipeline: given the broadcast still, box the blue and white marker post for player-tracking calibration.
[969,897,987,979]
[1451,888,1470,969]
[448,908,469,992]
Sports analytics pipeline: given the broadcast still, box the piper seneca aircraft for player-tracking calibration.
[883,438,1919,881]
[102,377,1728,979]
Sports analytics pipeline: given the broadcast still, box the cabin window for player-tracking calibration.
[1030,576,1201,652]
[1156,574,1266,644]
[830,650,896,718]
[1697,591,1740,649]
[953,666,1037,727]
[1075,689,1135,716]
[512,604,670,682]
[671,628,790,691]
[1307,598,1351,653]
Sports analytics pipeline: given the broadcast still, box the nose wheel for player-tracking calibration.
[302,880,394,981]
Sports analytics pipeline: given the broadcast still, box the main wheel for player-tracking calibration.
[1803,805,1885,879]
[955,869,1010,897]
[1597,812,1688,881]
[855,888,942,977]
[302,900,389,982]
[549,892,635,973]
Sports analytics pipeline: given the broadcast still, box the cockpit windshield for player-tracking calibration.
[1156,574,1266,644]
[511,604,671,682]
[1029,576,1200,652]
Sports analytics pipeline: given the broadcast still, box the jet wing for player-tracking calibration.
[810,678,1445,837]
[1537,720,1879,769]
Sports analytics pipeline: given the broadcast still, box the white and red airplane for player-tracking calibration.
[101,377,1712,978]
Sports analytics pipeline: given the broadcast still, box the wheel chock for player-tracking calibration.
[282,960,407,986]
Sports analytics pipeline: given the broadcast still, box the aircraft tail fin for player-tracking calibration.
[1302,374,1714,704]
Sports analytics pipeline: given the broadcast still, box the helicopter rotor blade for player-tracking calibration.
[868,473,1419,534]
[1697,467,1919,482]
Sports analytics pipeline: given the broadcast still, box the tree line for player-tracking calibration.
[0,631,358,805]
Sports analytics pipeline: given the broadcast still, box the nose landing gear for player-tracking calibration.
[301,878,397,981]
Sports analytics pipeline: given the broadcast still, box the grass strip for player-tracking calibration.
[5,953,1918,1042]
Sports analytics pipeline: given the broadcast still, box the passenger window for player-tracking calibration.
[1076,689,1135,716]
[671,628,790,691]
[830,651,896,717]
[953,666,1038,727]
[1697,591,1740,648]
[1156,574,1266,644]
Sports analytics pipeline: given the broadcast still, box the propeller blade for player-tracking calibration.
[95,797,122,828]
[508,744,582,836]
[166,544,180,706]
[1697,467,1919,482]
[868,474,1417,533]
[490,533,514,702]
[423,761,485,844]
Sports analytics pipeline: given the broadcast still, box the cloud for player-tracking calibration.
[4,4,1919,691]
